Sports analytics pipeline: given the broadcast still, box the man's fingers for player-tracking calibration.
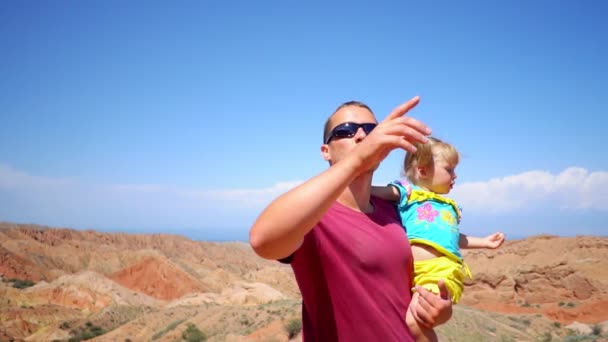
[410,301,431,328]
[391,116,432,140]
[368,97,431,154]
[438,279,451,301]
[378,134,421,154]
[413,283,453,327]
[413,286,438,328]
[377,116,431,149]
[384,96,421,121]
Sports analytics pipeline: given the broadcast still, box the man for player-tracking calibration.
[250,96,452,341]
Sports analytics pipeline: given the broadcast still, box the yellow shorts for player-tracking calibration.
[413,256,471,304]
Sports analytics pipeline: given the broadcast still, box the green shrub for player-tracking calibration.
[151,319,186,340]
[562,335,593,342]
[67,322,106,341]
[9,278,35,289]
[182,323,206,342]
[591,324,602,335]
[538,332,552,342]
[284,318,302,339]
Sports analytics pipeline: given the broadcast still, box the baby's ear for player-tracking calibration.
[417,166,429,178]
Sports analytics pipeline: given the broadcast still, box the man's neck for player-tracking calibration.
[336,172,374,213]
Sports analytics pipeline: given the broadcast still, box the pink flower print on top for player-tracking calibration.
[417,203,439,223]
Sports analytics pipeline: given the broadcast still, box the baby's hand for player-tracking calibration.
[485,232,505,249]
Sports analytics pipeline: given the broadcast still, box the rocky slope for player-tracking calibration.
[461,234,608,324]
[0,223,606,341]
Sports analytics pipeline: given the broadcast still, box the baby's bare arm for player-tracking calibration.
[371,185,400,202]
[459,232,505,249]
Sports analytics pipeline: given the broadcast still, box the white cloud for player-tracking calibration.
[107,180,303,208]
[451,167,608,213]
[0,165,75,189]
[0,164,302,230]
[2,164,605,233]
[206,181,303,204]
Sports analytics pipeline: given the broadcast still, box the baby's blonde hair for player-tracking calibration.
[403,137,460,185]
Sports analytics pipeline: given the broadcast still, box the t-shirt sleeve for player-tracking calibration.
[388,179,411,207]
[278,255,294,264]
[277,233,310,264]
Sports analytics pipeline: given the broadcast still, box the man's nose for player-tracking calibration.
[354,127,368,142]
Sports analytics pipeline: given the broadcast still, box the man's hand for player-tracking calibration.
[409,279,453,328]
[377,96,432,153]
[349,96,432,175]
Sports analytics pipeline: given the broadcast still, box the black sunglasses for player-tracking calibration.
[325,122,377,144]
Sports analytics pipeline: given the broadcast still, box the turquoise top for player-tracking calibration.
[390,180,463,260]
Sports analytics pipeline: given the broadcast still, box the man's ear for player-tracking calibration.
[321,144,331,162]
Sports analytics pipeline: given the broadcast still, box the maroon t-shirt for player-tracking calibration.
[286,196,414,341]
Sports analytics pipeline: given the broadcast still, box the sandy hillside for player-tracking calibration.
[1,223,606,341]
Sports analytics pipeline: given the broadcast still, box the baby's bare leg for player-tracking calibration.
[406,292,438,342]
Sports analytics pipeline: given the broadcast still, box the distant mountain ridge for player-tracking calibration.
[1,222,607,341]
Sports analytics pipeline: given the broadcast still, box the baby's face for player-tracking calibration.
[428,157,457,194]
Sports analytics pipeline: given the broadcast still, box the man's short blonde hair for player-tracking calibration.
[323,101,374,144]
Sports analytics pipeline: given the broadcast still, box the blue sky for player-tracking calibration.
[1,1,607,241]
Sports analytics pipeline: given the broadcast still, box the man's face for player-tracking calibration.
[323,105,377,166]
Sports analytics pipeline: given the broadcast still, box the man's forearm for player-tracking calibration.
[249,156,361,260]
